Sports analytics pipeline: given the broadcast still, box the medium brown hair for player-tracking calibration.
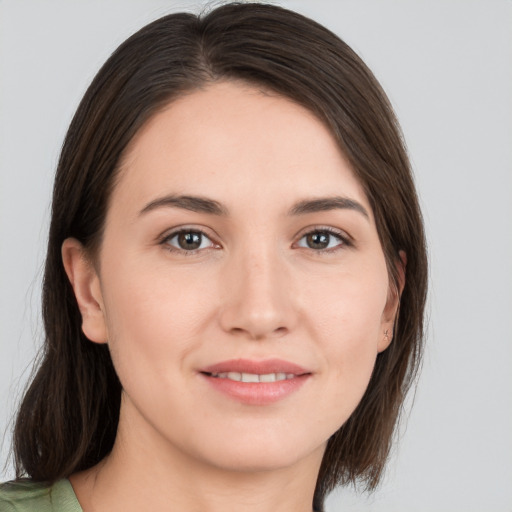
[13,3,427,509]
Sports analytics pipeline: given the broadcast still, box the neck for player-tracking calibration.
[70,396,324,512]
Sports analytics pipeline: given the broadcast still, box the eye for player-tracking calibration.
[162,229,216,252]
[296,229,348,251]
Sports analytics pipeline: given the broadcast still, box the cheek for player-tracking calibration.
[305,266,389,410]
[306,264,389,347]
[99,257,219,383]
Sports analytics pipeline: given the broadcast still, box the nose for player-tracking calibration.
[218,246,297,340]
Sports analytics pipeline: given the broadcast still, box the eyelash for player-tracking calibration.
[159,228,219,255]
[294,227,352,253]
[159,226,351,255]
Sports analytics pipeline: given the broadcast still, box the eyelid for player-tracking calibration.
[158,225,221,253]
[293,225,353,252]
[156,224,353,255]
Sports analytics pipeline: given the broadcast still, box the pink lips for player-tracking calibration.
[199,358,311,405]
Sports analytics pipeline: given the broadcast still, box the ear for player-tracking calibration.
[378,250,407,353]
[61,238,108,344]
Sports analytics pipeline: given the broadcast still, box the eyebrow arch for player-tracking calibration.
[289,196,369,219]
[139,194,369,220]
[139,194,228,216]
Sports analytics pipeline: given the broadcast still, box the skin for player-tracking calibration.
[63,81,402,512]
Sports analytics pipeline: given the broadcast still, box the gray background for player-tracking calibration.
[1,1,511,510]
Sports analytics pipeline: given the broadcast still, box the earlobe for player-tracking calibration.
[61,238,108,344]
[378,250,407,353]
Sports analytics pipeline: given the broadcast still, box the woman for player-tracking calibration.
[0,3,427,511]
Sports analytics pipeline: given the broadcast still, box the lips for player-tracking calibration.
[208,371,296,383]
[199,358,311,405]
[201,358,309,376]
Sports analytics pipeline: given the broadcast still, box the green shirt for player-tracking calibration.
[0,479,82,512]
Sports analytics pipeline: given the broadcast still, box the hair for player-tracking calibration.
[12,2,427,510]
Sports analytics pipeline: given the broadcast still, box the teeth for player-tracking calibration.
[242,373,259,383]
[211,372,295,382]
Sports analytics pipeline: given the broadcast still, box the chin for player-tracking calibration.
[188,427,327,474]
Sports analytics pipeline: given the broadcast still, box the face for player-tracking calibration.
[64,81,398,475]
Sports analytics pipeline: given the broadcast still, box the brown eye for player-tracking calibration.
[177,232,202,250]
[306,232,330,249]
[297,229,346,251]
[165,230,214,252]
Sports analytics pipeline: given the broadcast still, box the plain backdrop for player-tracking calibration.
[1,1,511,510]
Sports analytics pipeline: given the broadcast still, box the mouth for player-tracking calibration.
[205,371,298,383]
[199,358,311,405]
[200,357,309,376]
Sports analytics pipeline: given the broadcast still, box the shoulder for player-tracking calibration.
[0,479,51,512]
[0,479,82,512]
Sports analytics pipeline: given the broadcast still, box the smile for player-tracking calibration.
[200,359,311,405]
[209,372,296,382]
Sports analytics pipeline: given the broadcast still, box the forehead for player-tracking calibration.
[113,81,371,217]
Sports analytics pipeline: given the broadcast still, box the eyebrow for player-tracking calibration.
[139,194,369,220]
[139,195,228,216]
[288,196,369,219]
